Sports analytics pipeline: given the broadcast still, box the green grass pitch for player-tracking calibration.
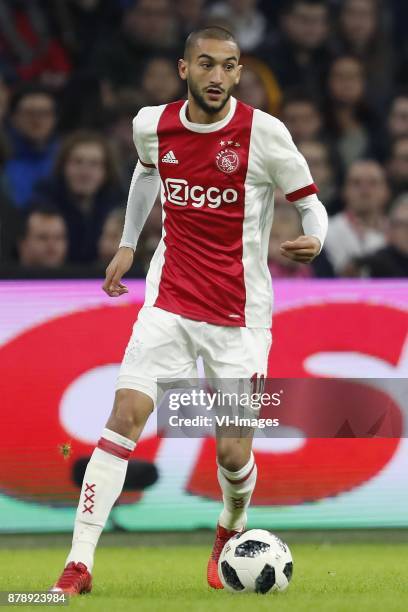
[0,535,407,611]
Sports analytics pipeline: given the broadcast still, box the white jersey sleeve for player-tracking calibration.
[119,105,167,249]
[292,194,328,253]
[119,161,160,251]
[252,109,318,201]
[132,105,166,168]
[251,109,328,250]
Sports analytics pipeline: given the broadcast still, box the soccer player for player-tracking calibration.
[51,26,328,594]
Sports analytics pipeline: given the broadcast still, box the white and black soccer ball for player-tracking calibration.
[218,529,293,594]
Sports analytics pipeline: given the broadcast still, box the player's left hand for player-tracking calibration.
[280,236,321,263]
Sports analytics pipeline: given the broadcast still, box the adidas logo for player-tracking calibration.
[162,150,179,164]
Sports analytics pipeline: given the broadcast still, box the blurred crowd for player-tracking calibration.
[0,0,408,279]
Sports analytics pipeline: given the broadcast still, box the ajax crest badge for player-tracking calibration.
[216,148,240,174]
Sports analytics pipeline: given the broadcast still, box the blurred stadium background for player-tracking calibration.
[0,0,407,602]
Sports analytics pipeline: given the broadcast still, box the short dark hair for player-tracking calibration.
[54,130,122,187]
[19,204,65,240]
[390,135,408,153]
[390,193,408,219]
[281,90,321,113]
[184,26,239,60]
[390,89,408,105]
[9,83,55,115]
[281,0,328,15]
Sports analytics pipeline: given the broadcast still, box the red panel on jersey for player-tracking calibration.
[286,182,319,202]
[154,100,254,326]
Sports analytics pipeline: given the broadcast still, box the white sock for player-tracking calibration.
[65,428,135,572]
[217,452,257,531]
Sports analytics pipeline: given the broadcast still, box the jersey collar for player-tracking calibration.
[179,97,237,133]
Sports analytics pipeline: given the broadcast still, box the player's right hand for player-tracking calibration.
[103,246,134,297]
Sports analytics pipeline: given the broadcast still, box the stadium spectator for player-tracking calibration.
[105,100,139,185]
[325,55,376,171]
[0,0,71,86]
[325,159,389,274]
[136,198,162,274]
[332,0,394,109]
[280,92,323,144]
[235,56,282,115]
[175,0,206,39]
[0,176,20,263]
[257,0,331,94]
[369,91,408,163]
[387,137,408,199]
[32,131,124,263]
[207,0,267,52]
[0,77,10,163]
[0,75,9,124]
[48,0,122,68]
[352,194,408,278]
[17,204,68,269]
[91,0,180,104]
[0,85,16,262]
[139,56,183,106]
[387,93,408,141]
[389,0,408,52]
[268,205,313,278]
[4,84,58,209]
[298,140,338,214]
[95,207,145,277]
[97,208,126,265]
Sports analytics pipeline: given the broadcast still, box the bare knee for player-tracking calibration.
[105,389,154,441]
[217,439,251,472]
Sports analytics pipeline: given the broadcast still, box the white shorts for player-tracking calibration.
[116,306,272,407]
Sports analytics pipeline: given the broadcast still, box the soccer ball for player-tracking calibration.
[218,529,293,594]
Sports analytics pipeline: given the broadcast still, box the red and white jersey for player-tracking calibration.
[134,97,317,328]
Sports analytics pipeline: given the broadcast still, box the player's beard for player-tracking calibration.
[188,78,232,116]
